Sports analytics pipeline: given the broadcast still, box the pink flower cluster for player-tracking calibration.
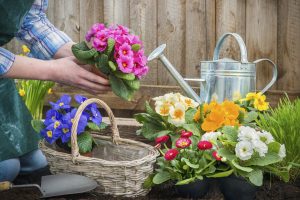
[86,23,149,79]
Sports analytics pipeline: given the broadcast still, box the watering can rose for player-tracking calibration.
[72,23,149,100]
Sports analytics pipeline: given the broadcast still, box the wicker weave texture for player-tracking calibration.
[40,98,159,197]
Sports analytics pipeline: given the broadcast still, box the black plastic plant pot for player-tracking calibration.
[175,178,210,199]
[218,175,258,200]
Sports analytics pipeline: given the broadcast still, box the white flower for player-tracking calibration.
[238,126,259,142]
[201,131,222,142]
[168,103,185,126]
[180,96,199,110]
[155,102,173,116]
[252,140,268,157]
[153,95,164,103]
[257,131,274,144]
[165,92,181,106]
[278,144,286,159]
[235,141,254,161]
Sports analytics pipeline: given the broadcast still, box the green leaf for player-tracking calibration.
[181,123,200,137]
[87,122,100,131]
[114,71,136,80]
[248,169,263,186]
[156,130,173,137]
[99,122,108,130]
[222,126,238,141]
[153,172,171,184]
[207,169,234,178]
[143,174,155,189]
[105,38,115,56]
[231,159,253,172]
[265,165,290,182]
[185,108,197,123]
[97,54,110,74]
[182,158,199,169]
[244,152,282,166]
[131,44,141,52]
[268,142,281,153]
[175,177,195,185]
[217,148,236,161]
[140,122,165,140]
[133,113,164,128]
[244,111,258,123]
[124,79,140,90]
[77,132,93,154]
[31,120,44,133]
[109,74,135,101]
[72,42,96,64]
[108,61,117,71]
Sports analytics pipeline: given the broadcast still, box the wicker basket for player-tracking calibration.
[40,98,159,197]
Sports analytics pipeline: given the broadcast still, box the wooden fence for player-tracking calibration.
[5,0,300,113]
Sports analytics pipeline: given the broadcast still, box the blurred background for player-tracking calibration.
[4,0,300,116]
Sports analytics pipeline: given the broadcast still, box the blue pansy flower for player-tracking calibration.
[89,106,102,125]
[62,108,88,136]
[44,109,62,126]
[40,124,62,144]
[74,94,87,104]
[50,94,72,110]
[60,123,72,143]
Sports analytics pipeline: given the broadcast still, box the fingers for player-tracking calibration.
[79,69,110,86]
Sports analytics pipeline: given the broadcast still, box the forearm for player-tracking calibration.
[2,55,53,80]
[53,42,75,59]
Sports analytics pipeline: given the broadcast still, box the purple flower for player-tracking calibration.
[44,109,62,126]
[49,94,71,110]
[89,106,102,125]
[92,38,107,52]
[41,124,62,144]
[60,123,72,143]
[116,25,129,35]
[74,94,88,104]
[117,55,134,73]
[118,43,133,57]
[62,108,88,135]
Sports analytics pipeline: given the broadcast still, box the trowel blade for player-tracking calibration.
[40,174,98,198]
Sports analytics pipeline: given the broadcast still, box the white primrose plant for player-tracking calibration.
[198,126,288,186]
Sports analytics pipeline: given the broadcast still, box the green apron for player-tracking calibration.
[0,0,40,161]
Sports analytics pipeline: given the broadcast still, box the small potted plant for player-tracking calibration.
[32,94,107,156]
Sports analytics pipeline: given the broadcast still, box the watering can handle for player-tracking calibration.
[253,58,278,94]
[213,33,248,63]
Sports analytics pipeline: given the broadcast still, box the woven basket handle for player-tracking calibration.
[71,98,120,161]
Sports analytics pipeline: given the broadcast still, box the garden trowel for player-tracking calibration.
[0,173,98,198]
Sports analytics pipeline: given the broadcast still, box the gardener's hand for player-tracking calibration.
[49,56,110,94]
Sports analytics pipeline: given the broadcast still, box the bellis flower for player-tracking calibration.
[164,149,179,161]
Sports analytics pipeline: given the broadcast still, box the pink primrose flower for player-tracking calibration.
[116,55,134,73]
[118,43,133,57]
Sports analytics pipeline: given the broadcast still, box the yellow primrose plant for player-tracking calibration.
[16,45,54,119]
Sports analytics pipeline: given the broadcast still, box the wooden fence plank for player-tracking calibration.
[79,0,104,41]
[47,0,80,42]
[185,0,206,86]
[205,0,216,59]
[277,0,300,91]
[246,0,278,91]
[215,0,246,61]
[157,0,186,86]
[129,0,158,85]
[103,0,130,27]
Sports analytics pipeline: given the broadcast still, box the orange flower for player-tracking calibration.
[193,107,201,121]
[222,100,240,120]
[201,109,225,132]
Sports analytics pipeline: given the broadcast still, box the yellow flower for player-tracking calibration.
[253,95,269,111]
[246,92,258,101]
[22,45,30,54]
[19,89,26,97]
[48,88,53,94]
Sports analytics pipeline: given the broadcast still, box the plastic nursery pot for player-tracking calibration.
[175,178,210,199]
[218,175,258,200]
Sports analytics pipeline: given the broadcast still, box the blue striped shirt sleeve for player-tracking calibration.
[16,0,72,60]
[0,48,15,75]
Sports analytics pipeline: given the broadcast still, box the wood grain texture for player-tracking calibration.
[79,0,104,41]
[205,0,216,59]
[157,0,186,86]
[277,0,300,91]
[246,0,278,91]
[185,0,206,86]
[215,0,246,61]
[103,0,130,27]
[129,0,158,85]
[47,0,80,42]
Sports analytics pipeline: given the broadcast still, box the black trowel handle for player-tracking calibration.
[0,181,12,191]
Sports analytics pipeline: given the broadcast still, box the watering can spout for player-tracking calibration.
[148,44,202,103]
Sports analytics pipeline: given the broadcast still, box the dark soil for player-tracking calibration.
[1,178,299,200]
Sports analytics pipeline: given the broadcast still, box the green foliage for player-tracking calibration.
[256,97,300,181]
[131,44,141,52]
[71,41,141,101]
[77,132,93,154]
[31,119,45,133]
[87,122,108,131]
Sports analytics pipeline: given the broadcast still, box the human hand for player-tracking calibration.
[49,56,110,94]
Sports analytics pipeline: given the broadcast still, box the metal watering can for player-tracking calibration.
[148,32,278,103]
